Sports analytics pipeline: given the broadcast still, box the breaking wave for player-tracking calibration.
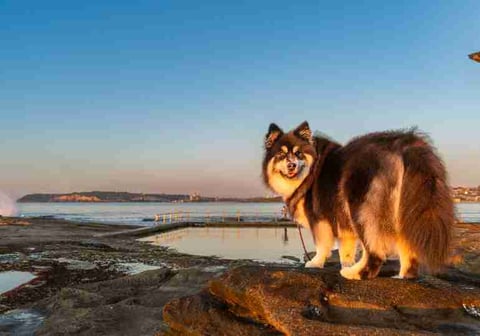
[0,192,18,217]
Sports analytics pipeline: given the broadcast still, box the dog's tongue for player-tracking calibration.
[287,171,297,178]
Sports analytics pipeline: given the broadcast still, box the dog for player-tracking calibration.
[262,121,454,280]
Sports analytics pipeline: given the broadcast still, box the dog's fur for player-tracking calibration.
[262,121,454,280]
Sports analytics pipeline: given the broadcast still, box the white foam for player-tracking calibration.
[0,191,18,217]
[114,262,163,275]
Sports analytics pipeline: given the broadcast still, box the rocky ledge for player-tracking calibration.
[2,218,480,335]
[163,264,480,335]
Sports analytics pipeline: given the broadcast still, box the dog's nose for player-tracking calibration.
[287,162,297,171]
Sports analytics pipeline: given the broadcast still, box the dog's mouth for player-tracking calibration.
[281,166,304,179]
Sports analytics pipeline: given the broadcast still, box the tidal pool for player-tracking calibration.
[139,227,322,262]
[0,271,36,294]
[0,309,45,336]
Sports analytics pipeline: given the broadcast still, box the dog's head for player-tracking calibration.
[262,121,317,198]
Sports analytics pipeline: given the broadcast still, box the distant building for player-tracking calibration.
[189,192,201,201]
[452,186,480,202]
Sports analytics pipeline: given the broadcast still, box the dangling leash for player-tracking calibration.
[287,142,338,263]
[297,223,311,261]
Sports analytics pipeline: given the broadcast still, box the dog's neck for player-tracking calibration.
[286,142,337,219]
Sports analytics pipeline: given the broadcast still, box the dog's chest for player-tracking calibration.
[293,199,310,229]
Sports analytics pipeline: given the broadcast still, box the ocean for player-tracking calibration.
[16,202,480,226]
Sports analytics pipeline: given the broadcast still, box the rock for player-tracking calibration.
[79,240,115,250]
[163,291,281,336]
[281,255,301,263]
[163,266,480,335]
[0,218,30,226]
[36,266,226,336]
[55,258,97,271]
[0,253,27,264]
[0,309,45,335]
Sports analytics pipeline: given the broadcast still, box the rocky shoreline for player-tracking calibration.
[1,217,479,335]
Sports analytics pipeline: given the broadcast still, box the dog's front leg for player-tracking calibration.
[338,232,357,268]
[305,220,334,268]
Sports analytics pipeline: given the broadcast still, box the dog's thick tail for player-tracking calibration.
[399,139,454,272]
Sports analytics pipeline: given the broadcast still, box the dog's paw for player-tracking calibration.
[305,258,325,268]
[341,261,355,268]
[393,273,417,280]
[340,266,361,280]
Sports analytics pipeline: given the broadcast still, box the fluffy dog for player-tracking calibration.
[262,121,454,280]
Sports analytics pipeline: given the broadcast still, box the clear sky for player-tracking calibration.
[1,1,479,199]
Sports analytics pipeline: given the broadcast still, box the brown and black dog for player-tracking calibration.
[262,121,454,280]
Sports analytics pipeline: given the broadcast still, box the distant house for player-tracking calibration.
[189,193,201,201]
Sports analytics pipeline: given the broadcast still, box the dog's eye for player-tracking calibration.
[276,153,286,160]
[295,152,304,159]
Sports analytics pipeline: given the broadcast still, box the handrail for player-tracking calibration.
[151,209,289,224]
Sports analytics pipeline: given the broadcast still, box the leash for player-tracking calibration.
[297,223,311,261]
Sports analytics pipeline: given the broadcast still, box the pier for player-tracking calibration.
[148,209,289,224]
[96,212,295,238]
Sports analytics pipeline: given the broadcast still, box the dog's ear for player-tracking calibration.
[265,123,283,149]
[294,121,312,143]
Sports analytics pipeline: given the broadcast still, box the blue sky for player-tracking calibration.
[1,0,479,198]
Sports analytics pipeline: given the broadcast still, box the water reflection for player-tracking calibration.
[0,271,36,294]
[140,227,317,262]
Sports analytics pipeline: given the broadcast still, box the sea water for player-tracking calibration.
[17,202,285,226]
[16,202,480,226]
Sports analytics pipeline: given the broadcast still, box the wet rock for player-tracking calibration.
[0,309,45,336]
[0,253,27,264]
[55,258,97,271]
[163,266,480,335]
[0,218,30,226]
[281,255,301,263]
[36,266,227,336]
[112,262,162,275]
[78,240,115,250]
[163,291,281,336]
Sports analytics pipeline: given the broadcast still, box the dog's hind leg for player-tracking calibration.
[305,220,334,268]
[340,199,387,279]
[340,244,384,280]
[395,239,419,279]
